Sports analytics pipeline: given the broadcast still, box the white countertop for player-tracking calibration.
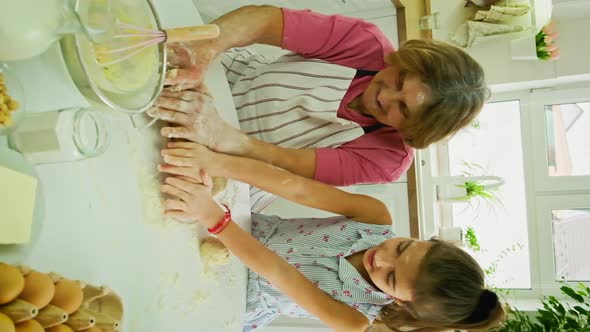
[3,1,250,331]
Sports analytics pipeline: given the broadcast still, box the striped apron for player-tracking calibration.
[220,48,365,212]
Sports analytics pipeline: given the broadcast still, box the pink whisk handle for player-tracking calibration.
[164,24,221,43]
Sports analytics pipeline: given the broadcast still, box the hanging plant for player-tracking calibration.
[456,162,504,208]
[436,161,504,211]
[536,20,560,61]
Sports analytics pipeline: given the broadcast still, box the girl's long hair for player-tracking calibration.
[374,240,505,332]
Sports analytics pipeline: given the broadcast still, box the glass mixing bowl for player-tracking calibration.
[60,0,166,114]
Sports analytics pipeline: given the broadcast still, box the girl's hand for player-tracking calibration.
[160,171,224,226]
[159,141,217,178]
[149,87,248,154]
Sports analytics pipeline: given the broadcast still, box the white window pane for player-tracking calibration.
[552,209,590,281]
[545,102,590,177]
[448,101,531,289]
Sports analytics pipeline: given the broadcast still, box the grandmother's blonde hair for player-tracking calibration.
[388,40,490,149]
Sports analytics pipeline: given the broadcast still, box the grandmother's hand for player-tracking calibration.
[149,87,248,154]
[159,141,218,178]
[165,40,219,90]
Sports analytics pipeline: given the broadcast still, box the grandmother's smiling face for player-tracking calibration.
[360,64,432,129]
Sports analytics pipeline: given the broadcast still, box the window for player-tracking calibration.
[447,100,531,289]
[416,86,590,303]
[544,103,590,177]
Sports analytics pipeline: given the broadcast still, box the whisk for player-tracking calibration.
[93,23,220,67]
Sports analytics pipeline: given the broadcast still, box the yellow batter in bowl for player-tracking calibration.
[78,0,160,95]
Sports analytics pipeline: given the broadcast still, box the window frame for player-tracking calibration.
[417,86,590,306]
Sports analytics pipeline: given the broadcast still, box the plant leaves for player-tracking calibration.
[562,285,585,302]
[574,305,589,316]
[565,316,581,329]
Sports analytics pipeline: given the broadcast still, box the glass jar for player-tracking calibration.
[8,107,110,164]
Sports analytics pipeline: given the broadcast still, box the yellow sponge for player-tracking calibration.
[0,165,37,244]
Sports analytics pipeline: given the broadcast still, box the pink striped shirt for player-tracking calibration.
[282,8,414,186]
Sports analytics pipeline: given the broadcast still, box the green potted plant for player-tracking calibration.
[436,162,504,207]
[493,283,590,331]
[436,175,503,205]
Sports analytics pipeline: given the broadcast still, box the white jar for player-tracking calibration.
[8,108,109,164]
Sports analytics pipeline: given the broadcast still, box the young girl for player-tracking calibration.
[158,142,505,332]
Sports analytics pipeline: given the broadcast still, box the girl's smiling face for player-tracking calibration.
[363,237,432,303]
[360,64,432,129]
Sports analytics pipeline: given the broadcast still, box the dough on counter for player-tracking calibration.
[211,176,228,197]
[200,237,230,266]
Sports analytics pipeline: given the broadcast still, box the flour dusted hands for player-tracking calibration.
[159,141,219,178]
[165,40,219,90]
[159,142,226,225]
[150,87,248,154]
[158,144,224,225]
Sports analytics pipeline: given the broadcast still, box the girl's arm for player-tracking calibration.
[220,221,369,332]
[160,142,392,226]
[159,176,370,332]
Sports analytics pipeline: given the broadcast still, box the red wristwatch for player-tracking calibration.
[207,204,231,234]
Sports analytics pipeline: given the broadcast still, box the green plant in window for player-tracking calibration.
[492,283,590,331]
[470,119,481,129]
[454,161,504,209]
[464,226,481,252]
[459,181,498,201]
